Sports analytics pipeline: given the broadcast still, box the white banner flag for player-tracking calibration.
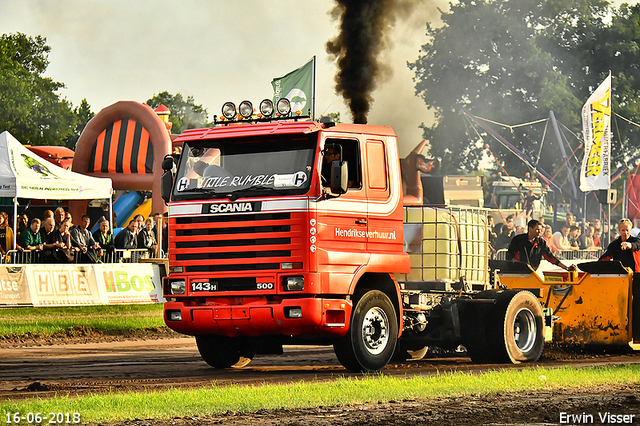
[580,73,612,192]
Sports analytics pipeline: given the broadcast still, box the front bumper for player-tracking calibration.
[164,297,352,338]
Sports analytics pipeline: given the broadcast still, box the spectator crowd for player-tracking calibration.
[488,211,607,257]
[0,207,167,263]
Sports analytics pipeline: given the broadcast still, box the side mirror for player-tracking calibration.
[162,155,175,172]
[330,160,348,195]
[160,170,173,204]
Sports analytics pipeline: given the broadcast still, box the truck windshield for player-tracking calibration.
[172,134,317,200]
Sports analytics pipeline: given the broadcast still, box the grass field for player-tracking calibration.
[0,304,165,336]
[0,365,638,424]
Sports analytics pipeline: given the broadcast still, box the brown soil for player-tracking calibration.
[0,326,179,348]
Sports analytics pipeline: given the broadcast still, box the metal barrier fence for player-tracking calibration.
[0,248,151,264]
[494,248,603,262]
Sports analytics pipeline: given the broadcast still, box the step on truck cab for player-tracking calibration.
[161,101,545,372]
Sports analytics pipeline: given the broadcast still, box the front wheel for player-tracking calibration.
[333,290,398,372]
[195,335,255,369]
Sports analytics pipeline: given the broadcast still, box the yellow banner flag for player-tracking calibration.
[580,73,611,191]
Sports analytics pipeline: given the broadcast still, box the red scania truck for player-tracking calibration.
[160,100,545,372]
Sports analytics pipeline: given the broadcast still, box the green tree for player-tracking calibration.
[146,91,209,134]
[0,32,77,146]
[410,0,614,177]
[65,98,94,149]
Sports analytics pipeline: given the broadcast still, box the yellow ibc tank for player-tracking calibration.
[401,206,489,287]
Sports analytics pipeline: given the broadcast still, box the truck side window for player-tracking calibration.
[323,138,362,190]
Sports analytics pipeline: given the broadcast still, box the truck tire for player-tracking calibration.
[488,290,544,363]
[333,290,398,372]
[195,335,255,369]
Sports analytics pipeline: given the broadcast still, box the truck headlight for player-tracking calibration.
[170,280,186,295]
[283,276,304,291]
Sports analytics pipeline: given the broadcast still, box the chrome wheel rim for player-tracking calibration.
[361,307,390,355]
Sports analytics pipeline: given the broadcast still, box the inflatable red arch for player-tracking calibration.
[69,101,172,222]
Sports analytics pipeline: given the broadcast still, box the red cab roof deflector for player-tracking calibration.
[173,121,396,143]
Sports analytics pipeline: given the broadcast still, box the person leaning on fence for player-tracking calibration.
[0,211,14,256]
[493,224,513,251]
[16,213,28,240]
[568,225,581,249]
[138,218,158,257]
[44,218,78,263]
[542,224,560,253]
[114,220,139,250]
[53,207,66,231]
[17,218,44,253]
[507,219,577,272]
[93,219,115,260]
[71,214,103,263]
[578,225,596,250]
[599,218,640,342]
[552,223,575,251]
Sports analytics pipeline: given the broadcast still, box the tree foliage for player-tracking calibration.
[146,91,209,134]
[0,32,80,146]
[410,0,640,178]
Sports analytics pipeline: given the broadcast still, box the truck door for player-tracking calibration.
[316,137,369,290]
[364,138,403,253]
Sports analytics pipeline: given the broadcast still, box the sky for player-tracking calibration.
[1,0,448,157]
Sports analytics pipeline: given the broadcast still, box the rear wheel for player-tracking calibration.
[195,335,255,369]
[489,290,544,363]
[334,290,398,372]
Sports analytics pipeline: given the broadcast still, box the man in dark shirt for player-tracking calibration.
[508,219,575,271]
[600,218,640,270]
[114,220,139,250]
[600,218,640,342]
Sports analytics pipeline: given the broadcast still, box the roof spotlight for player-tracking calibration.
[259,99,274,117]
[222,102,237,120]
[239,100,253,118]
[276,98,291,116]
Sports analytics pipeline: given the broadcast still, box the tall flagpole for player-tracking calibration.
[312,55,316,120]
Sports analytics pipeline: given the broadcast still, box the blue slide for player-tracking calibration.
[113,191,142,228]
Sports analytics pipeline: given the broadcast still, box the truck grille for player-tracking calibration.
[171,212,305,273]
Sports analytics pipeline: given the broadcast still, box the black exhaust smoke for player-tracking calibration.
[326,0,416,124]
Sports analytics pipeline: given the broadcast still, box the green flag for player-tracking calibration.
[271,57,314,116]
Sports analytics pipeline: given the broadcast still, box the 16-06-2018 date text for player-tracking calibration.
[5,412,81,424]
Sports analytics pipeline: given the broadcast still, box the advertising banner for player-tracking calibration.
[0,266,30,305]
[580,74,612,192]
[0,263,165,307]
[25,264,99,306]
[94,263,165,304]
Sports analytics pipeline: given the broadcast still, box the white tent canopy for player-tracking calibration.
[0,131,112,200]
[0,131,112,252]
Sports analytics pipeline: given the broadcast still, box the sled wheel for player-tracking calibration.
[195,335,255,369]
[334,290,398,372]
[489,290,544,363]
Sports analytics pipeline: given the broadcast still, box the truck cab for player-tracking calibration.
[162,116,410,371]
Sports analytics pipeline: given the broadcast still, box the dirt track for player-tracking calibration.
[2,332,640,425]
